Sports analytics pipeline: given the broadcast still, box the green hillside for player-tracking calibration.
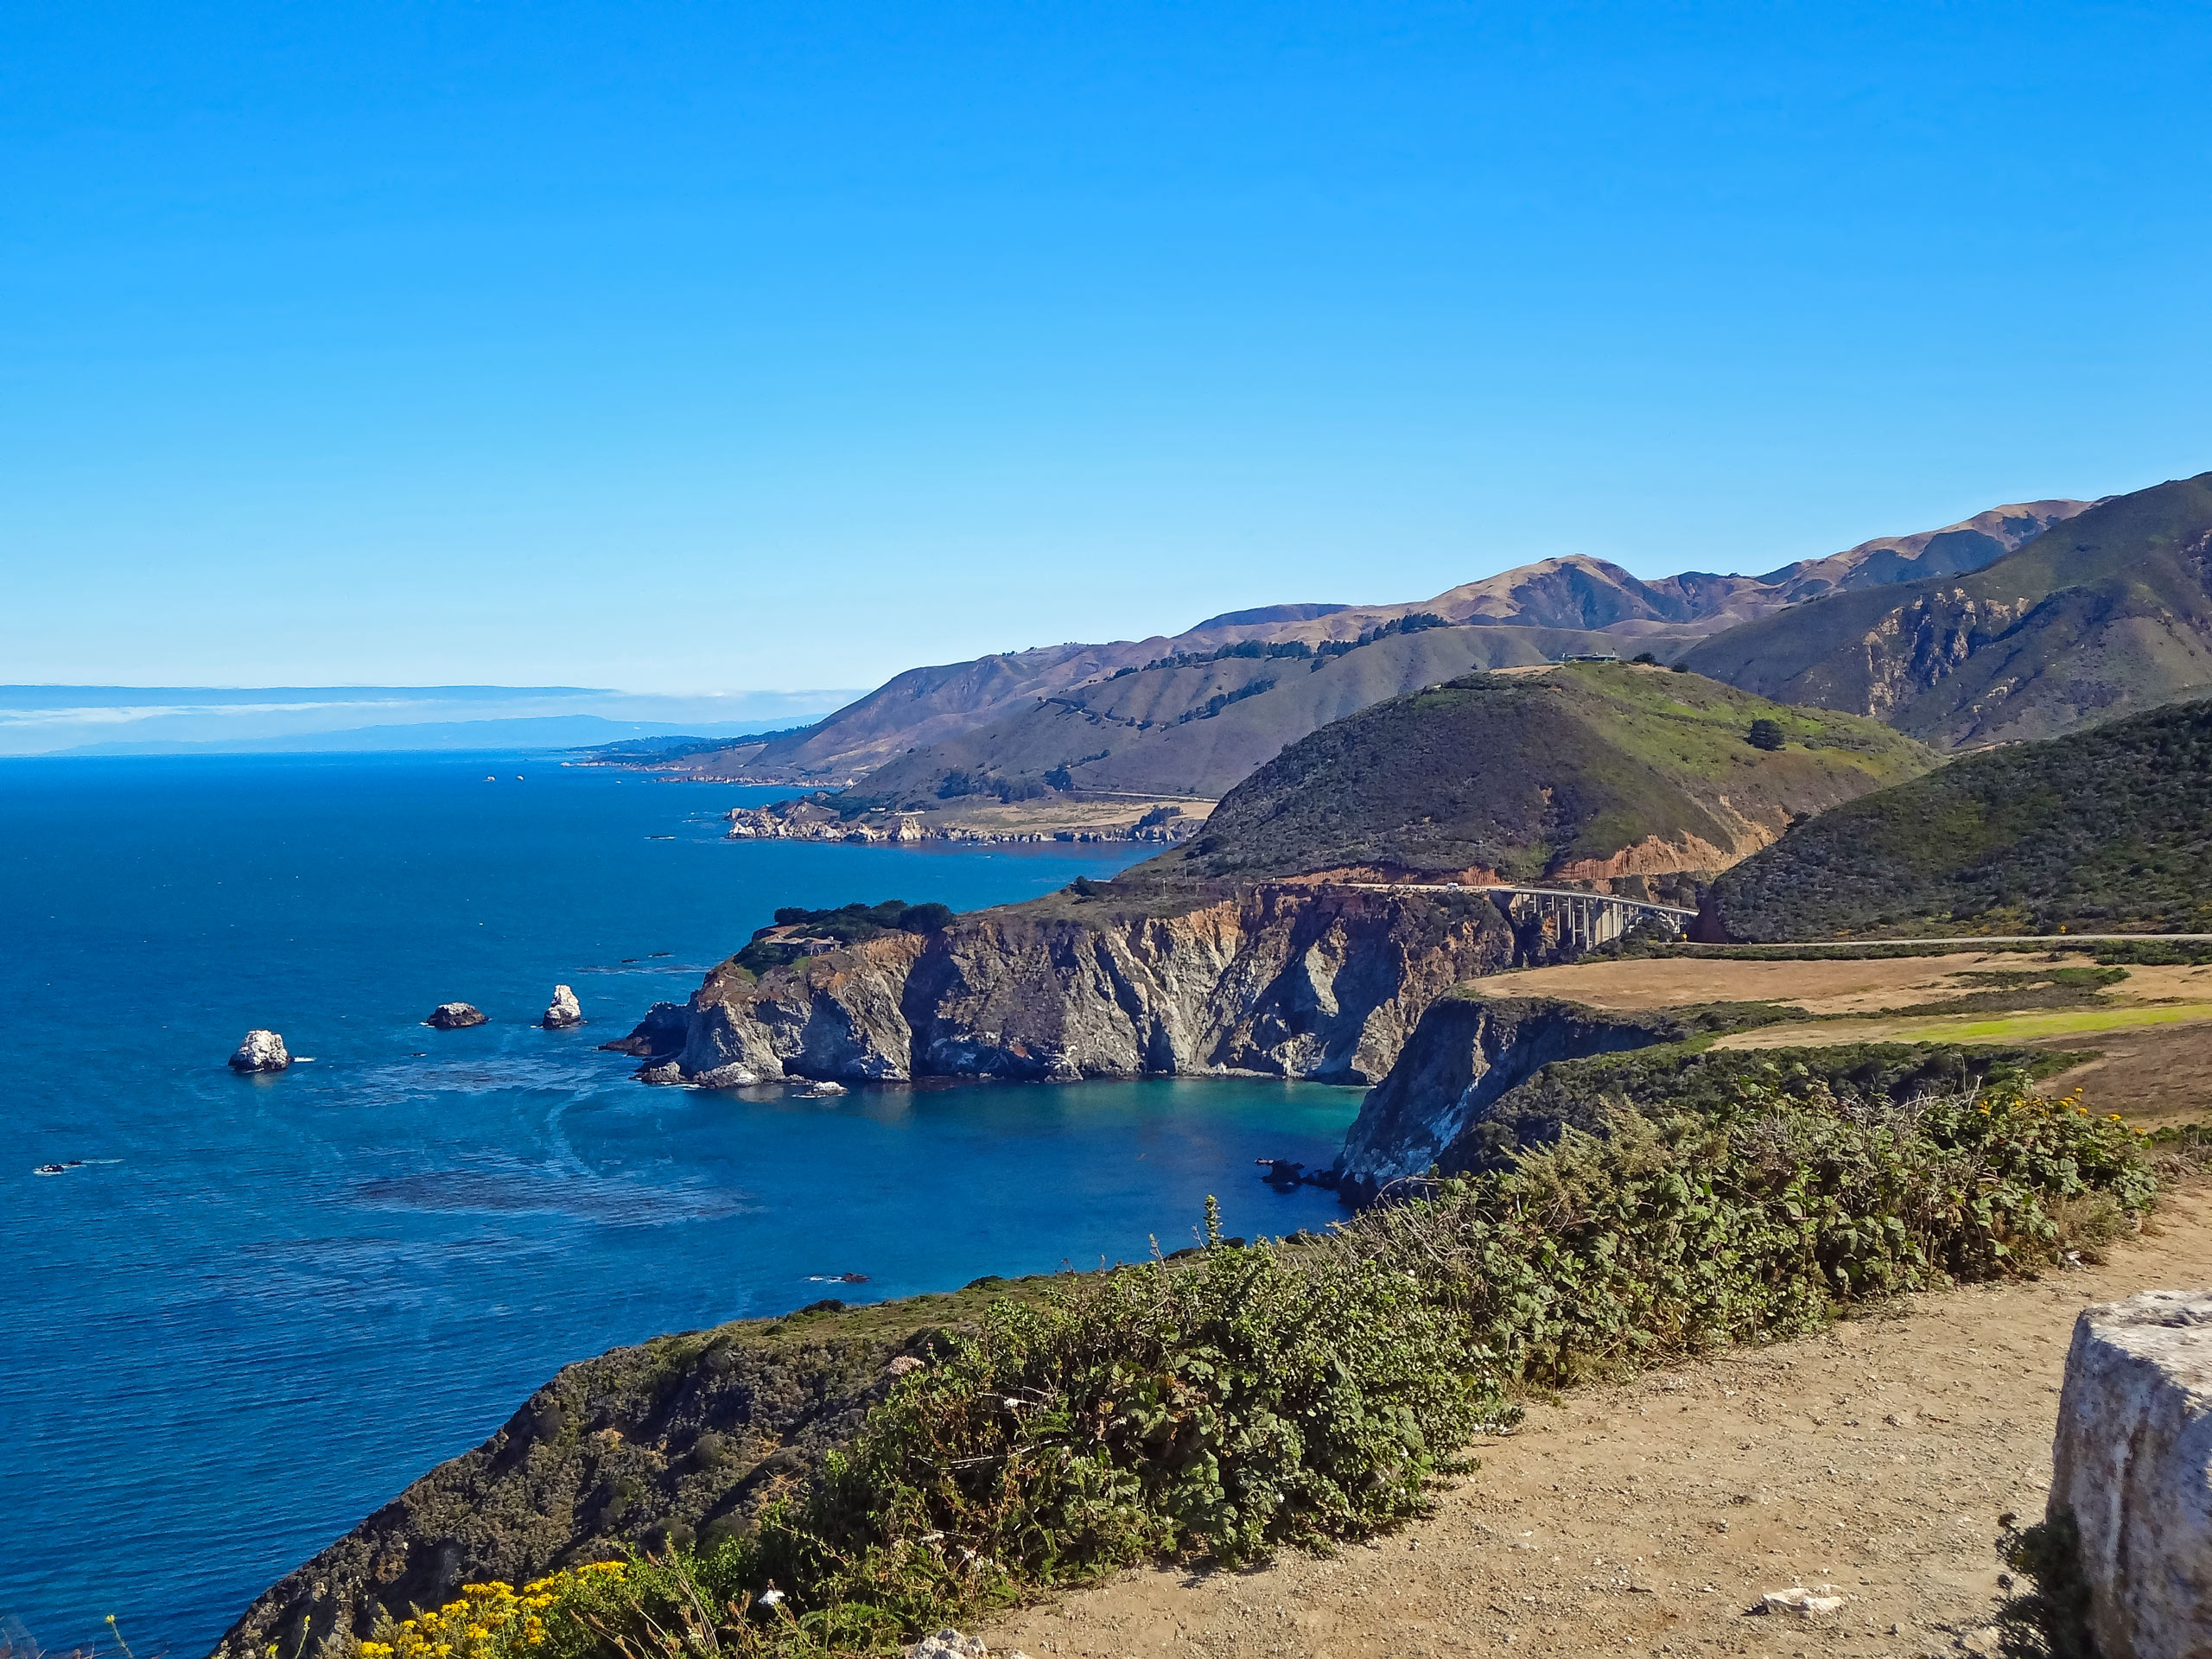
[1703,696,2212,940]
[851,620,1707,806]
[1684,471,2212,747]
[1147,663,1934,885]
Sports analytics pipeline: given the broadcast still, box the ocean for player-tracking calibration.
[0,753,1359,1656]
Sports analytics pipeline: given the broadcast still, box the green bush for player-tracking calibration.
[351,1077,2158,1659]
[734,901,954,974]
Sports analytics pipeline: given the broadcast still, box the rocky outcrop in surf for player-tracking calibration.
[618,887,1521,1089]
[426,1002,487,1029]
[542,985,583,1029]
[228,1029,291,1072]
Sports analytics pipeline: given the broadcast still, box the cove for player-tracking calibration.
[0,753,1357,1656]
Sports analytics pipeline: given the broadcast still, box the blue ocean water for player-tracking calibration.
[0,753,1359,1656]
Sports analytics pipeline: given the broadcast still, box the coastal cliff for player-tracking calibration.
[623,886,1524,1088]
[1332,994,1675,1201]
[211,1292,1014,1659]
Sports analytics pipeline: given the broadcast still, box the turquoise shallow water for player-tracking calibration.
[0,753,1359,1655]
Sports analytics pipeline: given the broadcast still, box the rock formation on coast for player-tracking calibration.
[611,885,1522,1090]
[542,985,583,1028]
[425,1002,487,1029]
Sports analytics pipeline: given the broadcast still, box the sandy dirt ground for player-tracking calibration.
[983,1188,2212,1659]
[1471,954,2212,1129]
[1469,953,2212,1019]
[2028,1022,2212,1129]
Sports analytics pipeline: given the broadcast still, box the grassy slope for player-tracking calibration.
[852,623,1707,806]
[1145,664,1931,884]
[1704,696,2212,939]
[1684,471,2212,747]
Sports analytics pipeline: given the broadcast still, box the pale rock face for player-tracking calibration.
[2049,1287,2212,1659]
[644,887,1519,1090]
[542,985,584,1029]
[229,1029,291,1072]
[426,1002,487,1029]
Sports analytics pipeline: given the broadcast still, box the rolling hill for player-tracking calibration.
[1141,663,1935,888]
[1682,472,2212,747]
[849,621,1703,806]
[1701,695,2212,940]
[639,498,2087,788]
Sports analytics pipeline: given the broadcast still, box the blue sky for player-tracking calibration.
[3,1,2208,694]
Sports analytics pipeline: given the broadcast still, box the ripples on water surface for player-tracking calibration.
[0,753,1357,1654]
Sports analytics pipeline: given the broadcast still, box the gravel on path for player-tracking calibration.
[985,1187,2212,1659]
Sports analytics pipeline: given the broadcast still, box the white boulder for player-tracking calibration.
[907,1632,1027,1659]
[2049,1287,2212,1658]
[543,984,584,1029]
[228,1029,291,1072]
[1758,1586,1845,1616]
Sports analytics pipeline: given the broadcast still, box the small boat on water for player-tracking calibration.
[34,1160,84,1177]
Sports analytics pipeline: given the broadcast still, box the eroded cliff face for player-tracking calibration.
[629,887,1521,1089]
[1332,994,1673,1201]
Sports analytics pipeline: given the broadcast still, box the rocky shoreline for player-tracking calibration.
[600,882,1675,1194]
[721,798,1205,846]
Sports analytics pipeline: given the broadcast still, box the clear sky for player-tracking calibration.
[3,1,2208,694]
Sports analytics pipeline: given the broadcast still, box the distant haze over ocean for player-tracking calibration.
[0,685,864,756]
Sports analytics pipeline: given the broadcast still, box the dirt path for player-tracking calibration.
[985,1187,2212,1659]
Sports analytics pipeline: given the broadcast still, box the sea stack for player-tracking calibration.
[542,985,583,1029]
[425,1002,487,1029]
[229,1030,291,1072]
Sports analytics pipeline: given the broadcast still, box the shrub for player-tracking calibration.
[736,902,957,973]
[341,1079,2156,1659]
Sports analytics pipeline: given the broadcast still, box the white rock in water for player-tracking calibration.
[796,1079,849,1097]
[636,1061,687,1085]
[228,1029,291,1072]
[692,1061,760,1088]
[2050,1287,2212,1658]
[542,984,584,1029]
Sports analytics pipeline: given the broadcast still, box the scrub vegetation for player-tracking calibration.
[330,1070,2164,1659]
[1706,696,2212,940]
[1160,662,1931,882]
[732,901,955,976]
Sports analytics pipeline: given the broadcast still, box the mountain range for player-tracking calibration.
[639,496,2096,799]
[1683,472,2212,747]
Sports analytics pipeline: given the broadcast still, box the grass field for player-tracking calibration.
[1885,1003,2212,1044]
[1713,1001,2212,1051]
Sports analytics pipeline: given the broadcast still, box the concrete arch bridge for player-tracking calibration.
[1344,880,1698,951]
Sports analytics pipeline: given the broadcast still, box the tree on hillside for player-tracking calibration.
[1747,719,1786,751]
